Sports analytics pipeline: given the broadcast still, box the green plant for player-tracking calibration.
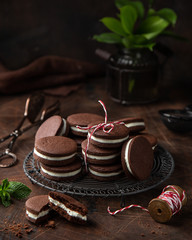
[93,0,177,50]
[0,178,31,207]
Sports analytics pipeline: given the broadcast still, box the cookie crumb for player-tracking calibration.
[25,228,33,234]
[45,220,56,228]
[141,233,145,237]
[151,231,156,234]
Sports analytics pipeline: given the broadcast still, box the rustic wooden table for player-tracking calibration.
[0,78,192,240]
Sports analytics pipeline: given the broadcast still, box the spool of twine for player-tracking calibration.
[108,185,187,223]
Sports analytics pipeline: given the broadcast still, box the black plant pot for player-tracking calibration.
[106,48,159,104]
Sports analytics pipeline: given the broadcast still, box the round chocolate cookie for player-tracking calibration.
[48,192,88,224]
[25,195,50,224]
[121,136,154,180]
[35,115,69,142]
[88,123,129,148]
[130,132,157,150]
[34,136,77,166]
[67,113,104,137]
[40,158,82,181]
[88,163,123,181]
[81,139,121,165]
[118,117,145,133]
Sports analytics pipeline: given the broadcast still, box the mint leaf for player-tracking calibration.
[0,190,11,207]
[2,178,9,190]
[9,181,31,200]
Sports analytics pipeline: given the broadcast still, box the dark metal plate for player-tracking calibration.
[23,145,174,197]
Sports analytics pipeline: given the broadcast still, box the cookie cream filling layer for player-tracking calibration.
[41,166,81,177]
[124,139,134,175]
[26,209,50,220]
[71,126,88,133]
[152,144,157,150]
[48,196,87,221]
[89,168,122,177]
[59,119,67,136]
[124,122,145,128]
[82,150,120,160]
[34,148,76,161]
[88,133,129,144]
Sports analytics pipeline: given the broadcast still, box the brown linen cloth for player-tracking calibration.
[0,55,104,95]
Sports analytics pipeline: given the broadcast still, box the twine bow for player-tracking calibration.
[77,100,124,171]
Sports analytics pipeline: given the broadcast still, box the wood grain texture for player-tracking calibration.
[0,78,192,239]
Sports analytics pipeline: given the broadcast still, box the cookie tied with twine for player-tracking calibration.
[108,185,187,223]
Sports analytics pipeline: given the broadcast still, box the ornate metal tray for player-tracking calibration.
[23,145,174,197]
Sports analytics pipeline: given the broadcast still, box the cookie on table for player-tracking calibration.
[81,139,121,165]
[88,123,129,148]
[25,195,50,224]
[130,132,158,150]
[121,136,154,180]
[67,113,104,137]
[35,115,69,142]
[40,158,82,182]
[117,117,145,133]
[88,163,123,181]
[48,192,88,224]
[34,136,77,166]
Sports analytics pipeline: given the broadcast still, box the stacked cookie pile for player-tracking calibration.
[34,116,82,182]
[33,112,157,182]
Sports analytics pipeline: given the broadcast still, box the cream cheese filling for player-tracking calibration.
[41,166,81,177]
[48,196,87,221]
[26,209,50,220]
[82,150,120,160]
[71,126,88,133]
[88,133,129,144]
[124,122,145,128]
[124,139,134,175]
[89,168,122,177]
[34,148,76,161]
[59,119,67,136]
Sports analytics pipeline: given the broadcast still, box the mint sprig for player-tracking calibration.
[0,179,31,207]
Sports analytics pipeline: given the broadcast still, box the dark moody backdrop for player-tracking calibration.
[0,0,191,88]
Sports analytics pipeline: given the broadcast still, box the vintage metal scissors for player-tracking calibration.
[0,92,60,167]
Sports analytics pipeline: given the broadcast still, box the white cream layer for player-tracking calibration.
[26,209,50,220]
[71,126,88,133]
[41,166,81,177]
[124,139,134,175]
[59,119,67,136]
[82,150,120,160]
[152,144,157,150]
[124,122,145,128]
[48,196,87,221]
[88,133,129,144]
[34,148,76,161]
[89,168,122,177]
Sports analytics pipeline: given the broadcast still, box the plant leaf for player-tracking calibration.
[93,33,122,44]
[157,8,177,25]
[120,5,138,34]
[115,0,144,18]
[147,8,156,16]
[101,17,127,36]
[162,30,188,41]
[2,179,9,190]
[9,181,31,200]
[137,16,169,39]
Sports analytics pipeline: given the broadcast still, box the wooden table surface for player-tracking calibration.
[0,78,192,240]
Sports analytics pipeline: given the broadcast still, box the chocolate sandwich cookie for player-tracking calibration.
[81,139,121,165]
[88,123,129,148]
[67,113,104,137]
[40,158,82,181]
[131,133,158,150]
[25,195,50,224]
[48,192,88,224]
[88,163,123,181]
[35,115,69,142]
[34,136,77,166]
[121,136,154,180]
[118,117,145,133]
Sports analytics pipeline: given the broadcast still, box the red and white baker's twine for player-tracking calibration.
[76,100,124,171]
[107,185,186,216]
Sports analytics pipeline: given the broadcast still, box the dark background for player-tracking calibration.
[0,0,191,88]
